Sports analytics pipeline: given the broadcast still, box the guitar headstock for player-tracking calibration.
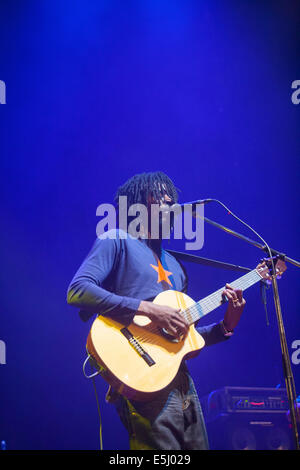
[256,256,287,282]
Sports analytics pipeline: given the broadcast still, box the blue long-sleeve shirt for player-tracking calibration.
[67,229,227,346]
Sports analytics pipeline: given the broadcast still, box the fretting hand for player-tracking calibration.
[222,283,246,332]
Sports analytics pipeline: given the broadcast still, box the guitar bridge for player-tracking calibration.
[121,328,155,367]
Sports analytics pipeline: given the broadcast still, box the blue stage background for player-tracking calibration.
[0,0,299,450]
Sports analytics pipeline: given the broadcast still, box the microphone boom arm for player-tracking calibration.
[203,215,300,268]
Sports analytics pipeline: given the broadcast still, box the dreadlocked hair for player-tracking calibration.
[114,171,179,209]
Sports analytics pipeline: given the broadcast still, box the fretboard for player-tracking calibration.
[181,268,262,325]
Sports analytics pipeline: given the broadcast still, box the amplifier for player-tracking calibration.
[200,387,293,450]
[200,387,289,421]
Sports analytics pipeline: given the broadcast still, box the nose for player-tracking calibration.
[162,194,172,204]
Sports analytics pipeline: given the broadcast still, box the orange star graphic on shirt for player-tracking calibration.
[150,259,173,287]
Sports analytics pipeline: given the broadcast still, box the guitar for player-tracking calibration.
[86,257,286,401]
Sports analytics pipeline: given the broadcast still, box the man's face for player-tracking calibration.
[147,183,176,239]
[151,182,175,206]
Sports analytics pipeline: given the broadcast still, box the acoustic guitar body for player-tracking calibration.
[86,257,287,401]
[86,290,205,401]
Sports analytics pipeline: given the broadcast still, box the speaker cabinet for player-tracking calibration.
[205,413,292,450]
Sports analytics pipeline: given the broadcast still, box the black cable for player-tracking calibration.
[83,352,104,450]
[91,374,103,451]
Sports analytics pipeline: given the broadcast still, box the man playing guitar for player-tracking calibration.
[67,171,246,450]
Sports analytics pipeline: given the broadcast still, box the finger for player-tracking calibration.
[230,291,238,300]
[167,314,187,331]
[224,290,242,308]
[225,285,243,302]
[171,311,189,326]
[172,317,189,335]
[222,287,236,298]
[225,283,233,290]
[174,325,187,338]
[223,289,233,301]
[173,319,189,335]
[235,289,243,302]
[166,321,180,337]
[222,289,229,301]
[171,307,181,313]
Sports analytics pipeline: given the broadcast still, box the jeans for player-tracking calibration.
[114,364,209,450]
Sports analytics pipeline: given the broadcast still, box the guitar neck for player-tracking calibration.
[182,268,262,325]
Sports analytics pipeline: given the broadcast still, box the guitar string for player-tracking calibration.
[133,270,261,341]
[134,290,190,344]
[178,270,261,326]
[143,271,260,335]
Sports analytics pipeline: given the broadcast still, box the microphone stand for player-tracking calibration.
[203,215,300,268]
[169,199,299,448]
[166,249,251,273]
[201,212,300,450]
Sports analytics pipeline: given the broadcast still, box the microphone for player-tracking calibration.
[179,198,214,208]
[158,199,213,219]
[177,199,213,217]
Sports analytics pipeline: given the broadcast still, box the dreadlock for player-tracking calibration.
[114,171,179,209]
